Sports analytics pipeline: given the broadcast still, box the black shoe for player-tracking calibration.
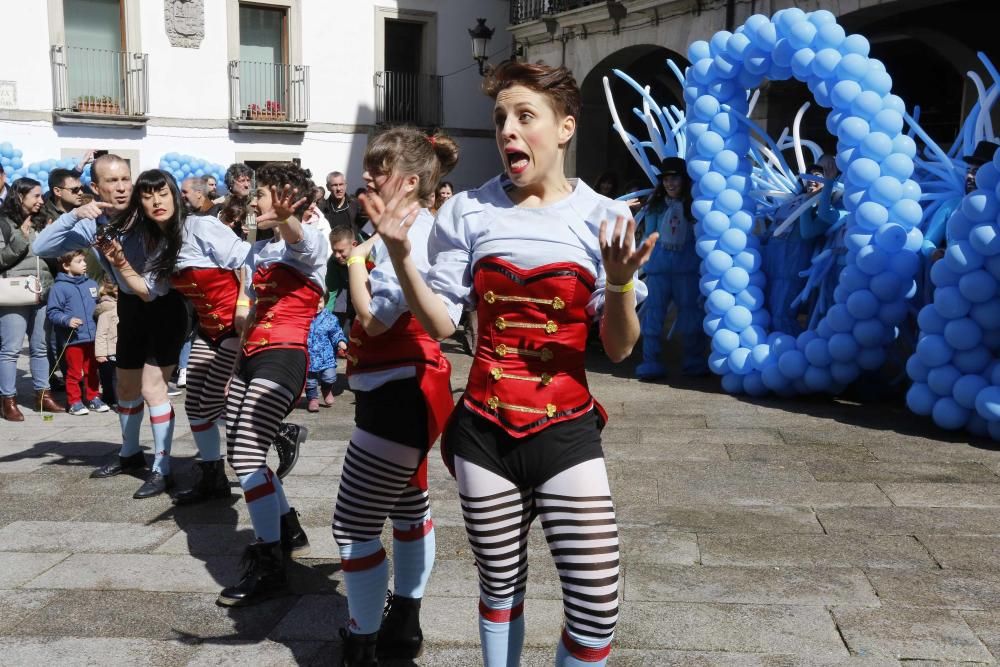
[216,541,288,607]
[339,628,378,667]
[173,460,232,505]
[133,471,174,499]
[377,592,423,659]
[90,452,147,479]
[273,423,307,479]
[280,507,311,558]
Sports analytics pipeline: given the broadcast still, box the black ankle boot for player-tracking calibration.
[377,592,423,659]
[90,451,147,479]
[216,541,288,607]
[280,507,311,558]
[339,628,378,666]
[173,460,232,505]
[273,423,307,479]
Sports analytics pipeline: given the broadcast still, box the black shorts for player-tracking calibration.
[443,400,604,488]
[238,348,308,399]
[354,377,430,451]
[116,290,189,370]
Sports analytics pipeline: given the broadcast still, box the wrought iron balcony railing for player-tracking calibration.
[374,71,443,128]
[229,60,309,124]
[509,0,603,24]
[50,45,148,117]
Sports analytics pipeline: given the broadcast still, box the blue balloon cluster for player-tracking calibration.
[685,9,923,396]
[0,142,91,193]
[158,153,227,192]
[906,144,1000,439]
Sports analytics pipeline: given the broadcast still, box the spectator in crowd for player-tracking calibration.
[595,170,620,199]
[46,249,108,415]
[0,177,63,421]
[305,297,347,412]
[94,278,118,409]
[217,197,248,235]
[0,163,8,207]
[325,225,358,330]
[432,180,454,214]
[42,169,85,221]
[205,176,220,201]
[181,176,222,217]
[320,170,358,232]
[224,163,253,207]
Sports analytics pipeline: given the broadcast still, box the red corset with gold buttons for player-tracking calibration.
[243,263,323,358]
[465,257,605,437]
[170,267,240,344]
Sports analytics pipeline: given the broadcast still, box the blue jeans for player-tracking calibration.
[305,367,337,399]
[0,304,50,396]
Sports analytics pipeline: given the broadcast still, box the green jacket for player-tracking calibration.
[0,213,55,298]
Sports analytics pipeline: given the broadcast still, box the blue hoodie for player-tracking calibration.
[307,309,347,372]
[47,272,99,346]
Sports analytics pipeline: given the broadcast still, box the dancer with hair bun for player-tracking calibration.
[333,127,458,665]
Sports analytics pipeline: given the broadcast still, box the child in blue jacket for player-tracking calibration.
[47,250,109,415]
[306,298,347,412]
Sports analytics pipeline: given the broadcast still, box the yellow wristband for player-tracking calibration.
[605,279,635,294]
[347,256,365,267]
[236,299,250,307]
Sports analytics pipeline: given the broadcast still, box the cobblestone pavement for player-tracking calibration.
[2,340,1000,666]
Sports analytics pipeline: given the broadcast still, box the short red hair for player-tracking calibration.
[483,61,581,120]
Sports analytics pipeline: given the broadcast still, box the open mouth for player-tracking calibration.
[505,149,530,175]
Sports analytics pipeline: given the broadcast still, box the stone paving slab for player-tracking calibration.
[808,461,1000,483]
[698,535,936,569]
[0,521,178,553]
[183,640,328,667]
[917,535,1000,570]
[618,529,700,565]
[818,507,1000,535]
[0,552,70,587]
[833,606,993,662]
[615,601,848,658]
[0,590,61,633]
[961,610,1000,662]
[727,442,878,465]
[879,483,1000,508]
[617,505,824,533]
[610,650,900,666]
[625,565,879,606]
[865,569,1000,610]
[0,493,99,527]
[0,637,196,666]
[658,479,891,508]
[23,553,240,593]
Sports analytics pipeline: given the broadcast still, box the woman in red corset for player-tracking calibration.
[360,62,655,666]
[216,162,328,608]
[332,127,458,666]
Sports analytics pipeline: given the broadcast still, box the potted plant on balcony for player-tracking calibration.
[245,100,286,122]
[74,96,121,115]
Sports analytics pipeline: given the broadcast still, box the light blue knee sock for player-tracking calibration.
[189,418,221,461]
[339,537,389,635]
[148,402,174,475]
[479,593,525,667]
[392,515,435,598]
[117,398,144,457]
[555,628,611,666]
[239,467,283,543]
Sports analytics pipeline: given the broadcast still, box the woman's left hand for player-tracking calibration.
[600,215,657,286]
[349,233,379,260]
[256,185,307,229]
[358,189,419,260]
[101,239,128,269]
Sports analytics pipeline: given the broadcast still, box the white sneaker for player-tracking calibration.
[177,368,187,388]
[167,382,182,396]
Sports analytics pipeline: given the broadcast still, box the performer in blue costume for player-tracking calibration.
[636,157,706,380]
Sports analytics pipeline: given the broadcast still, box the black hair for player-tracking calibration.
[1,177,43,230]
[255,162,313,218]
[48,168,78,192]
[647,169,692,219]
[107,169,185,281]
[224,163,253,191]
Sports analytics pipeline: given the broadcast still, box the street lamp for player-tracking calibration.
[469,18,495,76]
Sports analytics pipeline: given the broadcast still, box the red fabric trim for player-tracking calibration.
[243,473,275,503]
[190,421,214,432]
[479,600,524,623]
[341,548,387,572]
[149,409,174,425]
[393,518,434,542]
[118,403,143,415]
[561,629,611,662]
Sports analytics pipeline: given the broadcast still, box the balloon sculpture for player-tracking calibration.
[0,142,92,193]
[686,9,923,396]
[904,54,1000,439]
[158,153,228,193]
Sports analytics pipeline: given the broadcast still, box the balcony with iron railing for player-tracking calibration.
[374,71,443,128]
[228,60,309,132]
[509,0,604,24]
[50,45,148,127]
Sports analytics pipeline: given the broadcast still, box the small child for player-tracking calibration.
[305,298,347,412]
[47,250,108,415]
[93,279,119,409]
[326,225,359,334]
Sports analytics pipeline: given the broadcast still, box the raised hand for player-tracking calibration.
[599,215,657,286]
[358,188,419,260]
[19,215,33,237]
[100,239,128,269]
[73,201,113,221]
[256,185,307,229]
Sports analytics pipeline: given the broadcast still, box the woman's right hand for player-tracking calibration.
[358,189,419,261]
[19,215,32,238]
[234,304,250,334]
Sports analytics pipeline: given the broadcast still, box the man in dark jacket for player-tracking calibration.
[41,169,85,223]
[319,171,358,232]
